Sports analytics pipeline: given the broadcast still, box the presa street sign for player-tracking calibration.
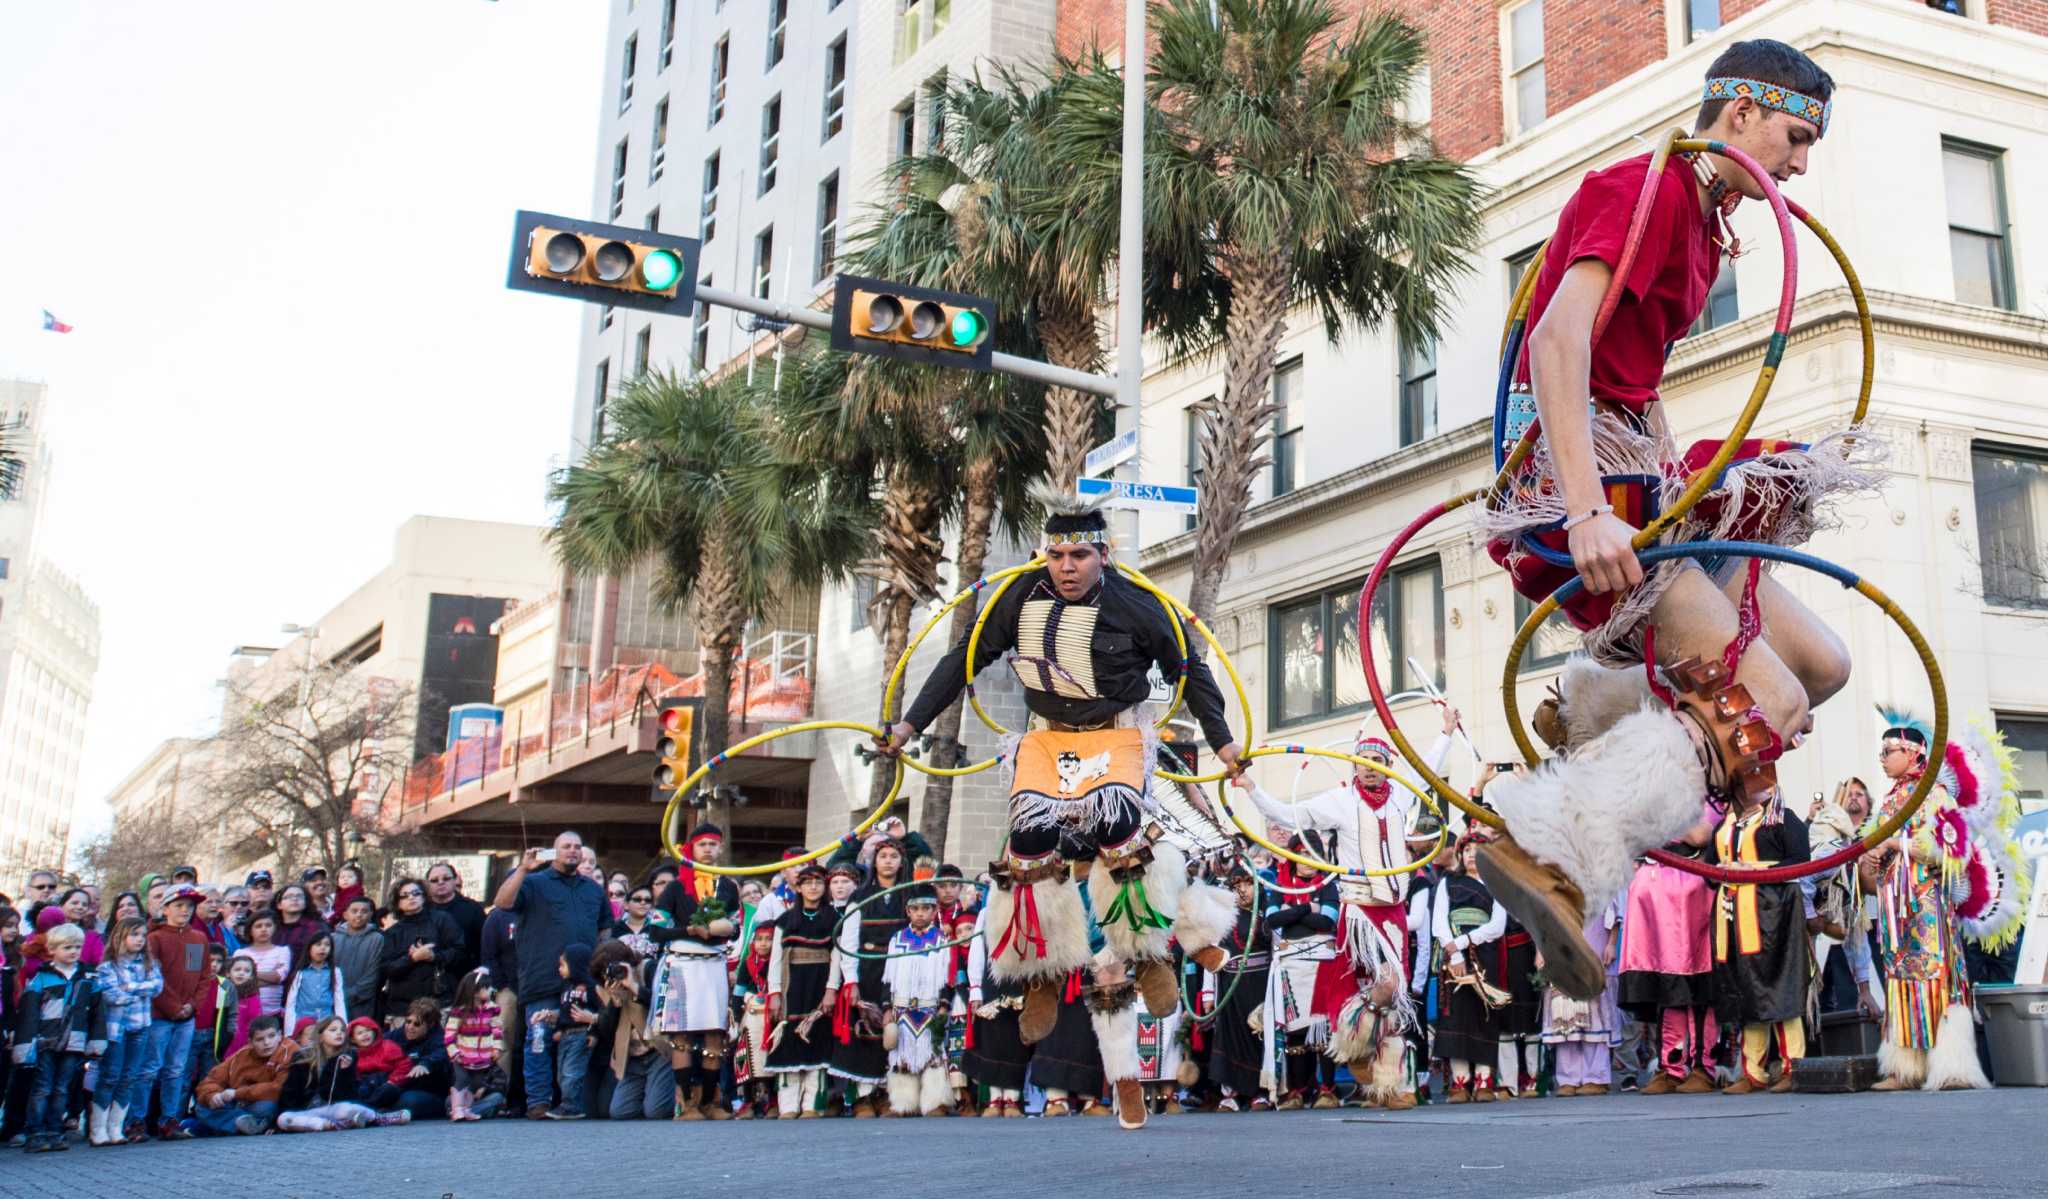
[1076,476,1199,514]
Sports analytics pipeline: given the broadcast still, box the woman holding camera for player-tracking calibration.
[377,878,462,1027]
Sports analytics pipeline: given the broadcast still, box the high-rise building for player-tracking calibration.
[0,378,101,881]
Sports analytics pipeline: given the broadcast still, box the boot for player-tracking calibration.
[733,1101,756,1120]
[955,1088,977,1117]
[1722,1076,1760,1095]
[1769,1071,1796,1094]
[1114,1078,1147,1130]
[1641,1071,1679,1096]
[1162,1096,1185,1115]
[979,1097,1003,1118]
[851,1094,877,1118]
[88,1104,110,1147]
[674,1084,703,1121]
[1020,979,1059,1045]
[1134,959,1178,1018]
[1382,1090,1417,1112]
[1189,945,1228,973]
[699,1085,732,1119]
[1276,1089,1306,1112]
[1475,837,1602,1001]
[1677,1069,1717,1094]
[449,1088,470,1122]
[1001,1099,1023,1117]
[1311,1088,1341,1111]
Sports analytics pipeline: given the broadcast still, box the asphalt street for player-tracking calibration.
[6,1088,2044,1199]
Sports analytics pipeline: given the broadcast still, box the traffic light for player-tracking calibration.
[831,274,996,372]
[653,698,698,793]
[506,210,700,316]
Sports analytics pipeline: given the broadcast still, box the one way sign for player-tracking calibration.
[1076,477,1200,514]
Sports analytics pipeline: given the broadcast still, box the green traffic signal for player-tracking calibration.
[641,249,682,292]
[949,308,987,348]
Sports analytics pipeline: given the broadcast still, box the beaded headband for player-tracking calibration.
[1044,529,1107,546]
[1703,76,1830,137]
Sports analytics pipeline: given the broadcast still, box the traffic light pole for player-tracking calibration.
[1111,0,1147,552]
[693,283,1118,399]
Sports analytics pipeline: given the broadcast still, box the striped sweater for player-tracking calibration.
[444,1002,503,1070]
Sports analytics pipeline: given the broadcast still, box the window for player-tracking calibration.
[1507,243,1542,297]
[934,0,952,34]
[634,326,652,377]
[649,96,669,184]
[1689,252,1739,335]
[0,558,9,580]
[754,226,775,298]
[1399,334,1437,447]
[766,0,788,68]
[691,274,712,372]
[708,36,729,127]
[1973,443,2048,608]
[1272,564,1441,728]
[645,206,660,232]
[1185,405,1208,533]
[1271,360,1303,498]
[898,0,928,62]
[619,33,637,114]
[609,136,628,219]
[822,36,848,140]
[816,173,840,281]
[1996,714,2048,804]
[1513,594,1578,671]
[1943,140,2014,310]
[1507,1,1545,134]
[659,0,676,70]
[1686,0,1722,39]
[700,152,720,243]
[892,99,916,159]
[759,94,781,194]
[590,360,610,443]
[600,303,614,331]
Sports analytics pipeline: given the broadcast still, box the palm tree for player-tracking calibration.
[1051,0,1486,619]
[549,368,872,830]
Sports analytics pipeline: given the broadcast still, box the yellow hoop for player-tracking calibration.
[660,720,905,876]
[1210,745,1449,879]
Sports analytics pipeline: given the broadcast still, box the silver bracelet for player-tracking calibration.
[1561,504,1615,532]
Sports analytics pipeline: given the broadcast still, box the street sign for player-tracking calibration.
[1076,476,1199,514]
[1083,429,1139,476]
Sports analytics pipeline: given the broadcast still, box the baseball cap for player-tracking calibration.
[164,884,205,907]
[246,870,273,886]
[300,865,328,881]
[170,864,198,879]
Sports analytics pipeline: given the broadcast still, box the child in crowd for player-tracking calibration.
[189,942,233,1104]
[444,969,503,1122]
[347,1017,414,1109]
[550,944,599,1120]
[191,1014,296,1137]
[90,917,161,1146]
[242,913,291,1015]
[275,1015,409,1132]
[283,931,347,1029]
[730,924,776,1119]
[332,897,385,1020]
[943,910,978,1116]
[11,923,106,1152]
[330,865,368,921]
[880,888,955,1118]
[223,954,265,1057]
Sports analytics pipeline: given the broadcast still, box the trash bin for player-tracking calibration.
[1976,984,2048,1087]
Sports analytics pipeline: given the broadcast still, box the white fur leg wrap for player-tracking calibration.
[1089,841,1188,962]
[1557,656,1655,751]
[1488,703,1705,912]
[1878,1038,1926,1088]
[984,874,1096,983]
[920,1066,953,1115]
[1092,1003,1142,1084]
[887,1072,922,1115]
[1173,880,1237,956]
[1920,1005,1990,1091]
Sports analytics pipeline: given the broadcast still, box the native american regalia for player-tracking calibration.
[1431,873,1507,1075]
[882,921,956,1116]
[1202,903,1272,1100]
[761,897,836,1116]
[830,883,905,1089]
[731,946,774,1108]
[1543,896,1623,1092]
[648,869,742,1037]
[1472,111,1883,1009]
[1617,798,1723,1085]
[1261,862,1347,1105]
[1241,733,1451,983]
[1707,797,1811,1088]
[961,906,1031,1108]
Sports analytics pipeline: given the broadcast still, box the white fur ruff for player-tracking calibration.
[1489,704,1705,912]
[1173,881,1236,955]
[1556,656,1654,750]
[1920,1005,1991,1091]
[1092,1003,1142,1084]
[920,1065,953,1114]
[1878,1039,1926,1088]
[1088,840,1189,962]
[983,874,1095,983]
[886,1072,922,1115]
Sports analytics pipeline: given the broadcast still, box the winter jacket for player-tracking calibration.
[11,962,108,1063]
[444,1002,504,1071]
[146,923,214,1022]
[95,954,164,1037]
[279,1051,359,1111]
[272,913,329,958]
[378,908,463,1016]
[430,894,488,986]
[225,991,265,1057]
[479,907,517,994]
[346,1016,411,1087]
[392,1025,452,1095]
[194,1037,297,1106]
[331,924,385,1016]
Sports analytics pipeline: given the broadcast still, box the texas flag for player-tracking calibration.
[41,309,73,334]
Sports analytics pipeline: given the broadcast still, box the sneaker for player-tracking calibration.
[1619,1076,1641,1092]
[373,1111,412,1127]
[526,1104,552,1120]
[7,1134,27,1149]
[24,1136,50,1154]
[544,1108,586,1120]
[49,1136,71,1152]
[157,1120,194,1141]
[233,1115,266,1136]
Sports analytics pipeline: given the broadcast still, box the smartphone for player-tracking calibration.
[535,848,557,863]
[1495,762,1522,773]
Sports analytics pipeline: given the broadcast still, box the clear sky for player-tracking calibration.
[0,2,604,845]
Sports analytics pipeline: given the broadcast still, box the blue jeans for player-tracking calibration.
[555,1028,591,1115]
[143,1018,196,1122]
[97,1028,150,1113]
[606,1051,677,1119]
[191,1099,278,1136]
[26,1051,83,1138]
[521,999,559,1110]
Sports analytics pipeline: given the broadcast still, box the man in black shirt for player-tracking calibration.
[878,502,1245,1130]
[426,861,487,995]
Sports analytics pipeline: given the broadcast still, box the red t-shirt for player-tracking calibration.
[1521,152,1719,414]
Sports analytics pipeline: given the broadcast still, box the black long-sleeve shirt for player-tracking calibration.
[903,568,1235,749]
